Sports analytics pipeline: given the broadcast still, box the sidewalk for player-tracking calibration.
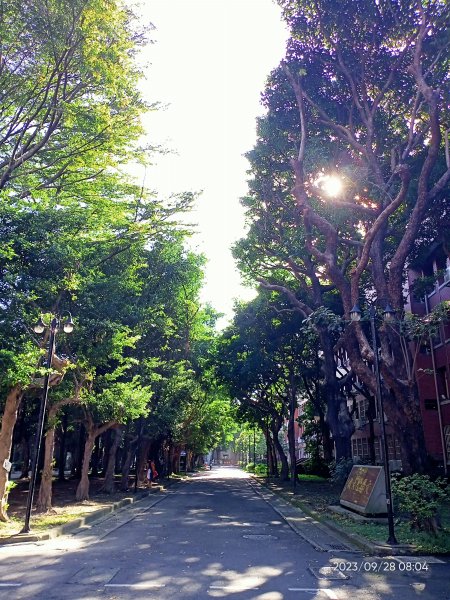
[0,483,167,546]
[249,477,417,557]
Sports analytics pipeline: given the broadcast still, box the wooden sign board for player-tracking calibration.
[340,465,387,515]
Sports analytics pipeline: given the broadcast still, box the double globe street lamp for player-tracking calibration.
[21,313,74,534]
[349,301,398,546]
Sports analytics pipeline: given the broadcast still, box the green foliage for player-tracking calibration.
[0,344,41,395]
[243,463,267,476]
[0,0,230,497]
[330,458,355,486]
[302,307,343,335]
[254,464,268,476]
[3,481,16,513]
[392,474,449,533]
[298,455,330,478]
[232,0,450,474]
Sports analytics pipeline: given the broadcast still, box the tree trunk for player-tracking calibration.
[320,333,355,462]
[100,429,112,476]
[346,330,428,474]
[385,386,427,475]
[321,417,333,462]
[168,444,175,476]
[76,434,96,501]
[74,423,85,478]
[265,426,277,477]
[138,438,150,484]
[120,445,135,491]
[120,429,137,491]
[90,435,101,477]
[271,419,289,480]
[0,385,24,521]
[36,425,56,512]
[287,387,297,482]
[101,427,122,494]
[58,412,68,481]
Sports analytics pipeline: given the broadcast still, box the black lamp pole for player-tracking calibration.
[368,305,398,545]
[351,302,398,545]
[21,318,57,534]
[21,314,73,534]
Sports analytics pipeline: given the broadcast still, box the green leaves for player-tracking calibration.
[0,344,41,394]
[392,474,449,533]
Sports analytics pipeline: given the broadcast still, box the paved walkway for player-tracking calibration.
[0,467,447,600]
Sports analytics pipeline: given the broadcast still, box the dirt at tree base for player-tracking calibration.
[1,476,142,538]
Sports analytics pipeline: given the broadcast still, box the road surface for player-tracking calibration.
[0,467,448,599]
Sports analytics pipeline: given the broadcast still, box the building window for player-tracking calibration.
[386,435,402,461]
[351,437,371,461]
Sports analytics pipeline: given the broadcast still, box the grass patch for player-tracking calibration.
[31,511,88,530]
[262,476,450,555]
[326,512,450,554]
[297,474,328,482]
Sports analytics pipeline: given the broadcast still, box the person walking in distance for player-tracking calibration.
[150,459,158,484]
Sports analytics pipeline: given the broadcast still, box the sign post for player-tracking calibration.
[340,465,387,515]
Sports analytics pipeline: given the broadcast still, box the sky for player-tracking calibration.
[133,0,288,325]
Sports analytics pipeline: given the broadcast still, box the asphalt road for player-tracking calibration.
[0,466,448,599]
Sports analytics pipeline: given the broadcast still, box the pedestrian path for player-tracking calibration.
[248,478,359,554]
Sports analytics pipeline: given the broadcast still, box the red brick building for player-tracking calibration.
[406,246,450,471]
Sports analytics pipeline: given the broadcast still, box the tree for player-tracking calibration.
[0,0,170,518]
[217,292,323,480]
[75,377,149,501]
[0,0,147,196]
[237,0,450,473]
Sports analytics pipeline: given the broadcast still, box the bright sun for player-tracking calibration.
[315,174,343,197]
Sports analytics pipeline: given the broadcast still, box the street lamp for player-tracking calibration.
[350,301,398,546]
[21,313,74,534]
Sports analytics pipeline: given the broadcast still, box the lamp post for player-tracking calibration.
[350,302,398,546]
[21,313,74,534]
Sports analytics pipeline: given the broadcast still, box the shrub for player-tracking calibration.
[254,464,268,476]
[391,474,449,535]
[297,454,330,478]
[330,457,355,486]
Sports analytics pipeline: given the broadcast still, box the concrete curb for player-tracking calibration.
[0,484,166,546]
[254,477,414,556]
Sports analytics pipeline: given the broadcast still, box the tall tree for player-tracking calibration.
[0,0,156,520]
[237,0,449,473]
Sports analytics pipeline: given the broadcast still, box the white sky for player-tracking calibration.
[133,0,288,325]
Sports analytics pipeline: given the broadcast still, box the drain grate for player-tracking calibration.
[326,543,351,551]
[309,566,349,580]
